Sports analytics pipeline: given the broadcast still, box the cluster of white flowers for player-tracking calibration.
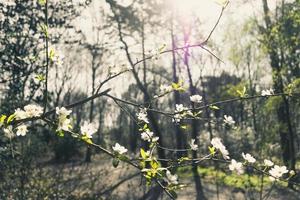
[268,165,289,181]
[261,89,274,96]
[141,130,159,142]
[137,108,149,124]
[56,107,72,131]
[16,124,28,136]
[112,143,128,155]
[159,84,173,93]
[223,115,235,126]
[242,152,256,163]
[150,44,166,61]
[166,170,178,185]
[189,139,198,151]
[8,104,44,137]
[229,159,244,175]
[14,104,43,119]
[173,104,191,123]
[211,137,230,159]
[190,95,202,103]
[264,159,274,167]
[80,121,97,139]
[3,126,14,138]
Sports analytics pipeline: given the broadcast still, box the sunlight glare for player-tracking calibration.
[169,0,218,19]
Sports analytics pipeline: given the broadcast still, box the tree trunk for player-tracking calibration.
[184,37,206,200]
[171,16,187,158]
[261,0,296,172]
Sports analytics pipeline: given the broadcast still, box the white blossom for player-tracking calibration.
[189,139,198,151]
[14,108,28,120]
[190,95,203,103]
[57,118,71,131]
[173,104,190,123]
[141,130,154,142]
[160,84,172,93]
[175,104,188,112]
[56,107,72,131]
[3,126,14,138]
[81,121,97,139]
[223,115,235,126]
[229,159,244,175]
[242,152,256,163]
[137,108,149,124]
[16,125,28,136]
[152,136,159,142]
[261,89,274,96]
[211,137,230,159]
[166,170,178,185]
[269,165,288,181]
[112,143,128,155]
[264,159,274,167]
[56,107,72,118]
[24,104,43,117]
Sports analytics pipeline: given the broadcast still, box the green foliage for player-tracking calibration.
[178,166,274,191]
[38,0,47,6]
[227,82,248,98]
[236,86,247,98]
[263,96,282,113]
[209,105,220,110]
[172,80,185,92]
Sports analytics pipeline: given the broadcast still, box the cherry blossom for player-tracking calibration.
[16,125,28,136]
[80,121,97,139]
[223,115,235,126]
[137,108,149,124]
[261,89,274,96]
[242,152,256,163]
[264,159,274,167]
[190,95,203,103]
[23,104,43,117]
[189,139,198,151]
[141,130,154,142]
[229,159,244,175]
[166,170,178,185]
[112,143,128,155]
[14,108,28,120]
[269,165,288,181]
[211,137,230,159]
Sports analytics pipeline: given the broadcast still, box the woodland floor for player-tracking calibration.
[46,154,300,200]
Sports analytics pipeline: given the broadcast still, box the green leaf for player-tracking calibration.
[171,80,185,92]
[178,157,189,163]
[39,24,48,38]
[0,115,7,124]
[38,0,47,6]
[209,146,216,155]
[49,48,55,61]
[140,148,147,159]
[7,114,16,124]
[57,130,64,137]
[35,74,46,82]
[112,158,119,168]
[158,44,166,53]
[236,86,247,97]
[150,160,159,170]
[82,135,92,144]
[209,105,220,110]
[180,125,187,130]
